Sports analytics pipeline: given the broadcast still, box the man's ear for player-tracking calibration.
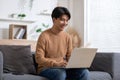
[53,18,57,22]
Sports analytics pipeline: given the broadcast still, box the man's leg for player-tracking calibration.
[38,68,66,80]
[66,68,89,80]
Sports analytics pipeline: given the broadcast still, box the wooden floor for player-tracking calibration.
[0,39,37,52]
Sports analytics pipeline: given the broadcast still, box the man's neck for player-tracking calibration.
[51,26,63,34]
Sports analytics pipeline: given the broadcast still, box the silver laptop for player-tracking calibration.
[66,48,97,68]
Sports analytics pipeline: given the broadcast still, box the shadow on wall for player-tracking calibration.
[0,29,9,39]
[66,27,82,48]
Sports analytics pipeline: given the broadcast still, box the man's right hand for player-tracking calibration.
[53,61,67,67]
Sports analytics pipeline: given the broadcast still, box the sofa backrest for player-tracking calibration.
[0,51,3,80]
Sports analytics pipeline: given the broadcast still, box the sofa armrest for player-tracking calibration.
[113,53,120,80]
[89,52,114,77]
[0,51,3,80]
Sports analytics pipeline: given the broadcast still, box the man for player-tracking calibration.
[35,6,89,80]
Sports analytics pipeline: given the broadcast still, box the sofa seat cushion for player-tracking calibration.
[0,45,36,74]
[3,73,48,80]
[90,71,112,80]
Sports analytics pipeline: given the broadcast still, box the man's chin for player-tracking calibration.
[60,29,64,31]
[60,27,65,31]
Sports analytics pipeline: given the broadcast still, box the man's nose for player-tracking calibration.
[64,21,68,25]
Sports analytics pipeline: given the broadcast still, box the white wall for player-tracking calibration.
[0,0,84,42]
[86,0,120,52]
[69,0,85,46]
[0,0,57,40]
[0,0,19,18]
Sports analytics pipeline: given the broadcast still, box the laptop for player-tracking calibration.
[66,48,97,68]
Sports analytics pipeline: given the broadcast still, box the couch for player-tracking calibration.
[0,45,120,80]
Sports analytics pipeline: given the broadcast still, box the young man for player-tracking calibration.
[35,6,89,80]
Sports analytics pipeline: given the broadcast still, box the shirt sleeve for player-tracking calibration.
[66,35,73,62]
[35,33,55,67]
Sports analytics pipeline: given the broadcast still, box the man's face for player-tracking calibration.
[53,14,69,31]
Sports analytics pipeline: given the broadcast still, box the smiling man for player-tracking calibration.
[35,6,89,80]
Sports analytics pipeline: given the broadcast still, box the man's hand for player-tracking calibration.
[53,61,67,67]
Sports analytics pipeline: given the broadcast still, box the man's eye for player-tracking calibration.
[60,18,64,21]
[59,18,68,22]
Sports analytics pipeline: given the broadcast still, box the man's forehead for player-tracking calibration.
[59,15,69,20]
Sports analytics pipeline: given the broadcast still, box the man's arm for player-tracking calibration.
[66,35,73,62]
[35,34,56,67]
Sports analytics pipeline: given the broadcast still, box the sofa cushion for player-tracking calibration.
[0,51,3,80]
[89,53,114,77]
[0,45,36,74]
[3,73,48,80]
[90,71,112,80]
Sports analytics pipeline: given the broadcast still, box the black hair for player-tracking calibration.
[51,6,71,20]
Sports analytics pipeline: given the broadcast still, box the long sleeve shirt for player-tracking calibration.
[35,28,73,73]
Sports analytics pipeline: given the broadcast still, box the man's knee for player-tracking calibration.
[53,69,66,80]
[77,68,89,80]
[80,69,89,77]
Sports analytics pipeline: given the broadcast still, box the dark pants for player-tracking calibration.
[38,68,89,80]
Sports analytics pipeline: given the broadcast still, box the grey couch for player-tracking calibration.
[89,52,120,80]
[0,46,120,80]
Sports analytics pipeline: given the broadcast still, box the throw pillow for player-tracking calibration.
[0,45,36,74]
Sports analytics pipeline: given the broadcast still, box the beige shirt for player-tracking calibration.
[35,28,73,73]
